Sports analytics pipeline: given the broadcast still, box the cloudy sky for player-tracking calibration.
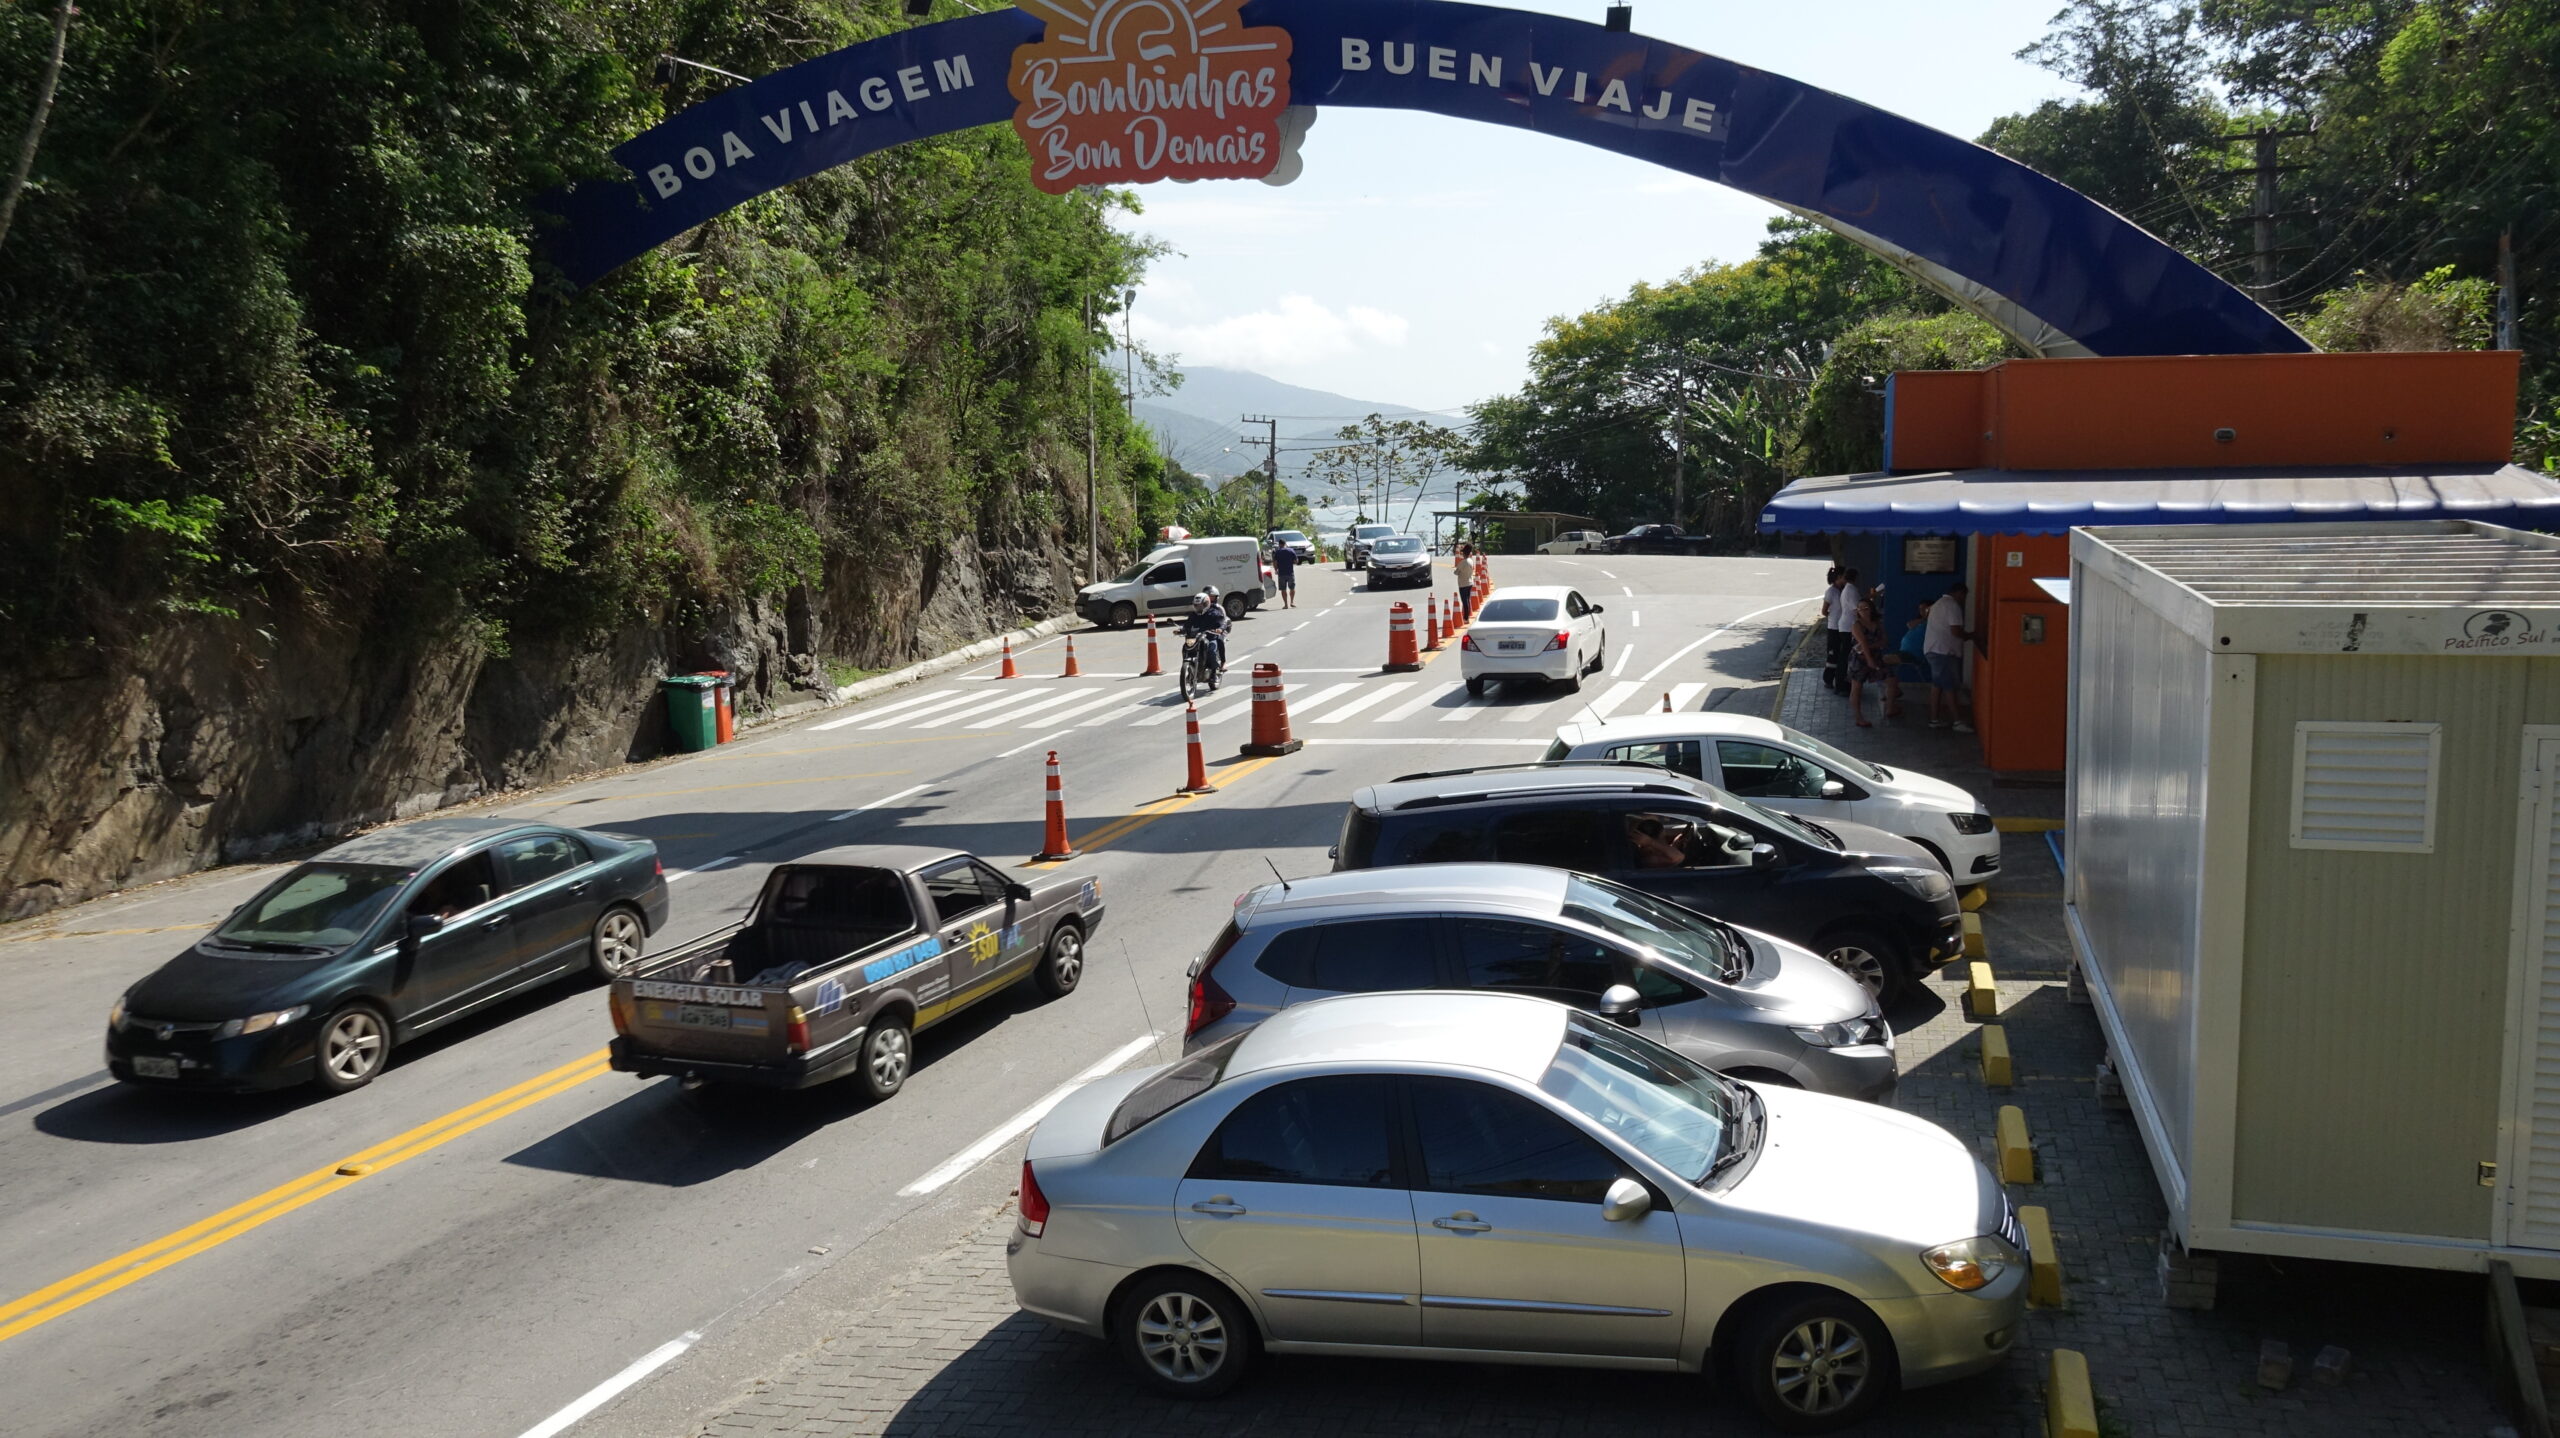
[1116,0,2083,415]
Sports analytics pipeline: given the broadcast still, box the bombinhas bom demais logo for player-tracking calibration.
[1009,0,1294,193]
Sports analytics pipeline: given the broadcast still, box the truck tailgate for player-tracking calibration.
[619,975,788,1061]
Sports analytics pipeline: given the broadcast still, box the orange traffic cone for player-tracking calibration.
[1662,692,1673,712]
[1384,603,1422,673]
[1178,702,1213,793]
[1061,633,1082,678]
[999,637,1019,680]
[1141,616,1164,676]
[1035,751,1074,860]
[1424,595,1442,651]
[1241,663,1305,757]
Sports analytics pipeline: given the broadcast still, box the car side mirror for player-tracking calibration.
[1005,882,1034,901]
[1590,603,1605,613]
[1819,780,1848,801]
[404,912,443,945]
[1327,844,1340,861]
[1597,984,1643,1026]
[1751,843,1782,868]
[1601,1176,1653,1223]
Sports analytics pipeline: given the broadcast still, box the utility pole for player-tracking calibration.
[1242,415,1279,532]
[1084,294,1098,583]
[1121,290,1136,420]
[2499,228,2521,352]
[2221,125,2314,297]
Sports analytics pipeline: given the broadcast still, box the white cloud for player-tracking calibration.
[1134,295,1410,371]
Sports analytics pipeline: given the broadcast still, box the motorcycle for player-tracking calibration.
[1178,632,1225,700]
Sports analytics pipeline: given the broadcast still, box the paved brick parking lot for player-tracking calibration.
[670,643,2512,1438]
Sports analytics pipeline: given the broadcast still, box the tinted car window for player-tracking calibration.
[1453,918,1620,1002]
[1604,740,1705,781]
[765,867,916,930]
[1622,810,1756,870]
[1107,1034,1246,1144]
[1476,597,1560,623]
[495,833,586,887]
[1716,740,1830,799]
[410,852,502,919]
[921,862,1002,922]
[1407,1078,1622,1203]
[211,863,410,954]
[1191,1076,1396,1187]
[1492,809,1610,870]
[1382,819,1494,865]
[1299,918,1439,993]
[1145,562,1187,585]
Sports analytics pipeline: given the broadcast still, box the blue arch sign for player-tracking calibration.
[540,0,2309,359]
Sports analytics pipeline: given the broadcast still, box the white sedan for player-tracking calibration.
[1544,713,2002,884]
[1537,529,1607,554]
[1459,585,1607,696]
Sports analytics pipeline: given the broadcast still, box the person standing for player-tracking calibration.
[1469,543,1493,611]
[1452,542,1476,620]
[1847,593,1898,726]
[1924,581,1974,732]
[1269,539,1298,609]
[1825,567,1863,695]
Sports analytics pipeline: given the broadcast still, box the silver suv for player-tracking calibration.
[1181,862,1895,1101]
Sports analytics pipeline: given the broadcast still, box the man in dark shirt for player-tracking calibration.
[1270,541,1297,608]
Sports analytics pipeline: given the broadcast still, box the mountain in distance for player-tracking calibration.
[1129,364,1474,532]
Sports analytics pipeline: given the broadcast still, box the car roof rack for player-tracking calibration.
[1385,759,1666,785]
[1386,780,1706,812]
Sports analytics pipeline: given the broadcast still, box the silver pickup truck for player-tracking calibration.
[606,844,1104,1100]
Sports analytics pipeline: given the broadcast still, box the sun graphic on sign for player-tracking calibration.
[965,920,1001,967]
[1009,0,1295,193]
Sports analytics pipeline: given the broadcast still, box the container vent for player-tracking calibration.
[2290,722,2441,853]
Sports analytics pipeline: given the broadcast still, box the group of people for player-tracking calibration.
[1821,565,1974,733]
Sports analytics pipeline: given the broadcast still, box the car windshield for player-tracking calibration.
[1373,538,1422,554]
[209,863,412,955]
[1561,874,1741,982]
[1110,554,1173,583]
[1355,525,1394,539]
[1723,795,1837,849]
[1272,531,1306,543]
[1476,597,1560,623]
[1540,1014,1734,1183]
[1105,1033,1246,1143]
[1777,723,1887,782]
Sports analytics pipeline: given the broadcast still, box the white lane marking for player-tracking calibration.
[829,782,932,822]
[1612,645,1636,677]
[1314,682,1410,724]
[900,1033,1163,1196]
[1667,682,1708,711]
[1304,737,1548,747]
[1136,689,1233,725]
[856,690,984,730]
[1621,585,1633,596]
[815,689,954,729]
[905,689,1055,730]
[1636,595,1815,684]
[1597,569,1618,579]
[1331,597,1346,607]
[965,687,1106,729]
[1280,682,1360,717]
[1082,696,1162,727]
[1293,622,1311,632]
[1440,694,1493,723]
[1507,689,1577,723]
[995,731,1070,760]
[1033,689,1142,728]
[665,854,742,884]
[1632,610,1643,628]
[515,1331,702,1438]
[1587,680,1643,721]
[1377,684,1458,724]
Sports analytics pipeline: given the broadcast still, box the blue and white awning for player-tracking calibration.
[1759,464,2560,536]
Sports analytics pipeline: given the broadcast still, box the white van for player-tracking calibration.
[1076,537,1267,628]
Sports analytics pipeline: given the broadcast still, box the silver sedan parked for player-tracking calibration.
[1183,864,1895,1101]
[1009,992,2024,1430]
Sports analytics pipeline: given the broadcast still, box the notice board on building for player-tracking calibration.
[1903,537,1959,573]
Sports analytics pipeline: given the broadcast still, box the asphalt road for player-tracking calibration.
[0,552,1822,1438]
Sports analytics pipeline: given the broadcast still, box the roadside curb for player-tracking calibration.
[739,612,1078,736]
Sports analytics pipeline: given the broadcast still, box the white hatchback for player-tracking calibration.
[1459,585,1607,696]
[1546,714,2001,884]
[1537,529,1606,554]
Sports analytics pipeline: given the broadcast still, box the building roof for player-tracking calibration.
[1759,463,2560,536]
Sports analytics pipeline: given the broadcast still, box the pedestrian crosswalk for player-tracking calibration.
[820,669,1704,738]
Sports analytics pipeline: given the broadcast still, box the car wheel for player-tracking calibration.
[1466,676,1487,698]
[313,1003,392,1093]
[1906,837,1953,877]
[854,1014,912,1102]
[1818,925,1908,1006]
[588,905,647,980]
[1111,602,1137,629]
[1733,1292,1894,1432]
[1223,594,1246,621]
[1113,1271,1256,1398]
[1035,921,1085,999]
[1590,643,1606,674]
[1560,660,1583,694]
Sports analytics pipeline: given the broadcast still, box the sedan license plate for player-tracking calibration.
[133,1055,180,1079]
[673,1004,735,1030]
[1498,640,1526,651]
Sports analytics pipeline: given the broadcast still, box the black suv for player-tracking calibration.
[1331,762,1963,1002]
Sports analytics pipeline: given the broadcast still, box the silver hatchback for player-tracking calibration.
[1008,992,2025,1431]
[1183,863,1894,1101]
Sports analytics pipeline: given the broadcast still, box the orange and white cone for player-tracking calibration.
[1035,750,1074,860]
[1662,691,1673,712]
[1061,634,1081,678]
[1383,603,1422,673]
[1141,616,1164,676]
[999,637,1019,680]
[1424,594,1442,651]
[1178,702,1213,793]
[1241,663,1305,757]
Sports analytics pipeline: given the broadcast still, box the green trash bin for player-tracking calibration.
[662,675,721,753]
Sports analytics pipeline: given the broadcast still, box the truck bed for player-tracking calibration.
[614,921,921,1068]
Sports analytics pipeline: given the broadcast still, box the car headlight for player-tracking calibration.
[1791,1013,1889,1048]
[1947,812,1995,835]
[213,1005,309,1040]
[1921,1234,2018,1292]
[1880,866,1955,901]
[108,996,126,1030]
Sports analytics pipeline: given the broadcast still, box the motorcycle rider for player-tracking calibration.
[1179,587,1229,679]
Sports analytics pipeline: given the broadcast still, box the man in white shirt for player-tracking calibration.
[1824,567,1863,694]
[1924,582,1973,732]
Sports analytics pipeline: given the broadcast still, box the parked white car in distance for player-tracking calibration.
[1458,585,1607,697]
[1545,713,2001,884]
[1538,529,1607,554]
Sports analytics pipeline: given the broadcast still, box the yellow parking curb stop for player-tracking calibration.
[2047,1349,2098,1438]
[2020,1204,2063,1307]
[1961,912,1986,959]
[1961,886,1989,912]
[1996,1104,2034,1183]
[1966,961,1999,1018]
[1980,1025,2013,1088]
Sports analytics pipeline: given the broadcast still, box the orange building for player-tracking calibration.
[1761,351,2556,772]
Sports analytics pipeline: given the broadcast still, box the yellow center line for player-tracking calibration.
[1020,756,1280,869]
[0,1049,612,1345]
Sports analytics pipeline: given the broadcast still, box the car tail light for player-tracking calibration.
[1543,631,1571,651]
[1187,971,1236,1037]
[653,855,664,877]
[608,991,633,1036]
[1459,632,1479,652]
[1018,1159,1051,1237]
[785,1005,810,1054]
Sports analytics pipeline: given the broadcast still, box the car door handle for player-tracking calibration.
[1190,1199,1248,1216]
[483,914,510,929]
[1431,1215,1492,1233]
